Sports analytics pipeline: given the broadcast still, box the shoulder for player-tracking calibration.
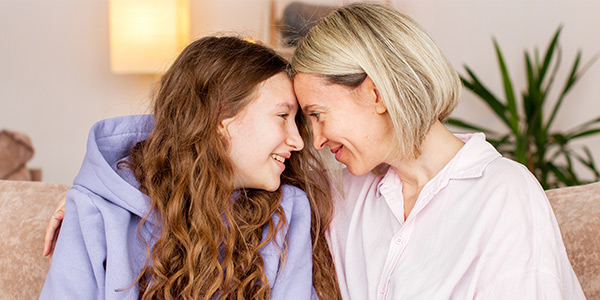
[280,184,307,198]
[485,157,537,182]
[67,186,136,223]
[66,187,103,215]
[461,158,563,258]
[474,157,545,198]
[279,184,310,213]
[448,156,553,239]
[89,114,153,139]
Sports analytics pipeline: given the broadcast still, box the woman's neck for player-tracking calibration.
[387,121,464,219]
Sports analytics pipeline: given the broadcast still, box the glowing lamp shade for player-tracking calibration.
[109,0,190,74]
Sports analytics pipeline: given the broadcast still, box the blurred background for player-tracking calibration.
[1,0,599,185]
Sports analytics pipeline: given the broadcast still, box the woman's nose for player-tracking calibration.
[312,125,327,150]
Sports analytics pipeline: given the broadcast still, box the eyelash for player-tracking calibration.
[278,113,290,120]
[309,112,321,121]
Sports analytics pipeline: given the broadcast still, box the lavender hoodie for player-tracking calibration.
[40,115,316,299]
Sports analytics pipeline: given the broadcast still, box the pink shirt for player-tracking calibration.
[327,133,585,299]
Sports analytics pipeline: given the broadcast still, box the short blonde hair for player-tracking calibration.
[292,3,461,159]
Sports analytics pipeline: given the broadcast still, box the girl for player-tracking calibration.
[40,36,340,299]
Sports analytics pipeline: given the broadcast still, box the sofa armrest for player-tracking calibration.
[546,181,600,299]
[0,180,70,299]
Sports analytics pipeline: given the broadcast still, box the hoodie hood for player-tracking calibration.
[72,115,155,223]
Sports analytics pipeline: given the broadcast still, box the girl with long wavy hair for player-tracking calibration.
[40,36,340,299]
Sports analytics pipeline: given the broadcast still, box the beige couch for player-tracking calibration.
[0,179,598,299]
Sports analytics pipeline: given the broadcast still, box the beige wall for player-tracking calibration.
[1,0,598,185]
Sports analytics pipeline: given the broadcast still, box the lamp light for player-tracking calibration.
[109,0,190,74]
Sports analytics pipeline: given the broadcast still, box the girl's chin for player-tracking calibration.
[262,179,281,192]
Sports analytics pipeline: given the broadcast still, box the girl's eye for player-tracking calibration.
[278,113,290,120]
[309,112,321,121]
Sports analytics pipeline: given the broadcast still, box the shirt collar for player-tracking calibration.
[376,132,501,199]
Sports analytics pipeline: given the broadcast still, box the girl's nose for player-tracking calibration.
[287,126,304,151]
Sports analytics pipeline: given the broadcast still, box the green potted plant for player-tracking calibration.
[448,26,600,189]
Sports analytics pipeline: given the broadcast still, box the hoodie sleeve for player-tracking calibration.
[39,188,108,300]
[261,185,316,300]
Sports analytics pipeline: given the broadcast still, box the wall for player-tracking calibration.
[1,0,599,185]
[400,0,600,180]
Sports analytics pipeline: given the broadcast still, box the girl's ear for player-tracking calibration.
[362,76,387,115]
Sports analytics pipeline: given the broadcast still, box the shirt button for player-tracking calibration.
[379,285,386,294]
[395,236,403,244]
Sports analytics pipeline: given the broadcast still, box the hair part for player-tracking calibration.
[292,3,461,160]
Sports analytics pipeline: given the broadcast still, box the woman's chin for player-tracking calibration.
[346,164,367,177]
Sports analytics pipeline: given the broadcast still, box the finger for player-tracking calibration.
[47,225,60,264]
[43,210,64,256]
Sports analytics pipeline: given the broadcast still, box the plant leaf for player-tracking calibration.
[460,70,512,129]
[547,51,600,130]
[541,43,562,107]
[445,118,496,134]
[566,116,600,138]
[569,128,600,140]
[488,134,512,149]
[493,38,519,134]
[547,162,568,189]
[538,26,562,84]
[573,146,600,178]
[546,51,581,129]
[523,53,539,122]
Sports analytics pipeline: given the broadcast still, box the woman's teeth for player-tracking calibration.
[271,154,285,163]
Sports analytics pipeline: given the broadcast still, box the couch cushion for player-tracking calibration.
[0,180,69,299]
[546,181,600,299]
[0,129,34,180]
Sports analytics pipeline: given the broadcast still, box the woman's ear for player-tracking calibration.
[373,88,387,115]
[362,76,387,115]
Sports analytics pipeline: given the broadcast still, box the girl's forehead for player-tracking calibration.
[251,73,298,110]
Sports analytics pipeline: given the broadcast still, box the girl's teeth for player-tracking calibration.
[271,154,285,163]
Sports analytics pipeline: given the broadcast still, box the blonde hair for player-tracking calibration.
[292,3,461,159]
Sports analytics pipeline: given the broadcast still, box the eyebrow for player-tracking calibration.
[301,104,320,112]
[275,103,297,110]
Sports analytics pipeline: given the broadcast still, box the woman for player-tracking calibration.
[40,36,341,299]
[291,3,584,299]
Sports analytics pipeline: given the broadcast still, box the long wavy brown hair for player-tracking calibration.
[124,36,341,299]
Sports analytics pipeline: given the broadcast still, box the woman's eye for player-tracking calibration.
[309,112,321,121]
[278,113,290,120]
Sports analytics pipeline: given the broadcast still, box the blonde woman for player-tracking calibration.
[291,3,584,299]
